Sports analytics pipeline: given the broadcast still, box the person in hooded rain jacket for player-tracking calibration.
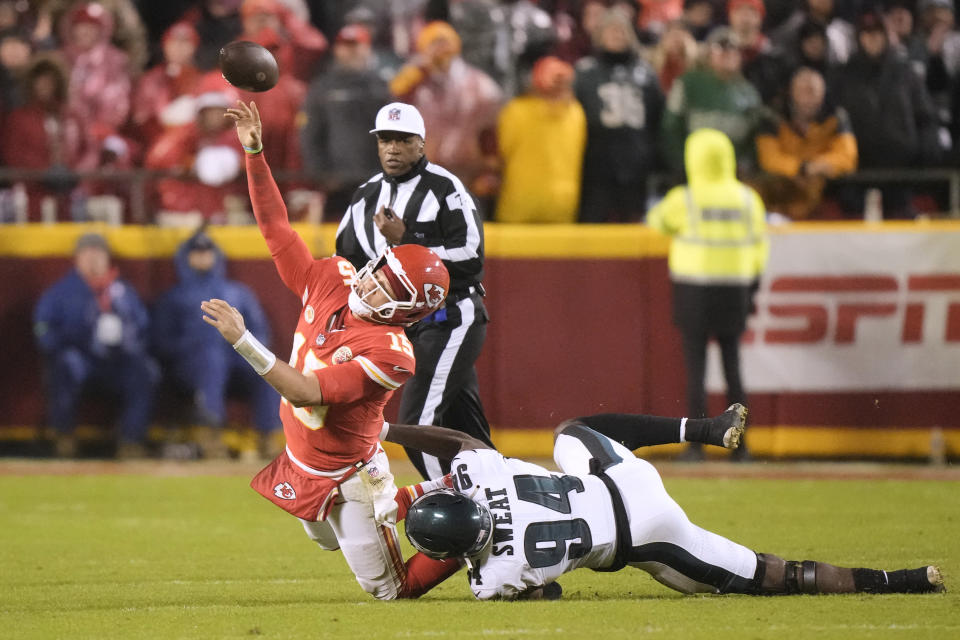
[33,232,158,458]
[152,230,280,457]
[646,128,768,461]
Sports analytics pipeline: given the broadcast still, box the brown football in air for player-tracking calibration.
[219,41,279,92]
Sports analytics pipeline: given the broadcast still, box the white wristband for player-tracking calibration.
[233,330,277,375]
[379,421,390,441]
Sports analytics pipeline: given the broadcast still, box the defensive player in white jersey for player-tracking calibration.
[384,408,945,600]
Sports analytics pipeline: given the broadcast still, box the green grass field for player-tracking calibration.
[1,461,956,640]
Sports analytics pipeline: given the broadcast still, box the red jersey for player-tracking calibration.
[246,153,414,470]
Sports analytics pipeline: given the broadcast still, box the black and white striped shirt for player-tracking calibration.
[335,156,485,293]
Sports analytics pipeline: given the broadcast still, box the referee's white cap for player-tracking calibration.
[370,102,426,139]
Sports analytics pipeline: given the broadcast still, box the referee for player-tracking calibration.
[335,102,493,480]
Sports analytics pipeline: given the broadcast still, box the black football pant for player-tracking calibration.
[399,296,493,480]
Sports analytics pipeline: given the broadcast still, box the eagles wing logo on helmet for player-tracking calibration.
[424,283,445,309]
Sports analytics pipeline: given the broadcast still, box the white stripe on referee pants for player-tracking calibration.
[417,296,475,479]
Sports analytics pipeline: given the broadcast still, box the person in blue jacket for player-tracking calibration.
[33,232,159,458]
[152,230,280,458]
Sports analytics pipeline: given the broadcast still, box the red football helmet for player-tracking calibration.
[349,245,450,326]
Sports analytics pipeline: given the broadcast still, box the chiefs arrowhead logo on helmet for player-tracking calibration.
[274,481,296,500]
[424,283,445,309]
[349,245,450,326]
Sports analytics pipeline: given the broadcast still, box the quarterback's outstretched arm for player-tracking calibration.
[384,423,492,459]
[201,298,323,406]
[226,100,314,295]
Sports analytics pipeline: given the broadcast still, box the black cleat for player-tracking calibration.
[715,403,748,449]
[890,566,946,593]
[922,566,946,593]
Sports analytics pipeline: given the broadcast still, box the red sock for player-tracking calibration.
[394,473,454,521]
[397,552,463,599]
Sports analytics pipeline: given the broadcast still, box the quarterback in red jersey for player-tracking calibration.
[202,100,459,600]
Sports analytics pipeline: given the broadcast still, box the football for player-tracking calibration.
[218,41,279,92]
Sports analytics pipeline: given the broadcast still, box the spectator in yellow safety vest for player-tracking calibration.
[646,128,768,461]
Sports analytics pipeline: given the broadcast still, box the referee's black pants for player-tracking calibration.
[399,294,493,480]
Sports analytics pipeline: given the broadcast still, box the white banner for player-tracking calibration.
[706,226,960,392]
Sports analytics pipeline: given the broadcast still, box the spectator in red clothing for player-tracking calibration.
[48,0,149,73]
[389,20,503,210]
[223,24,306,175]
[637,0,684,39]
[146,89,244,226]
[0,55,82,221]
[239,0,326,82]
[131,21,202,148]
[59,3,132,170]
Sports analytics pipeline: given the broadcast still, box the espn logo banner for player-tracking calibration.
[706,228,960,392]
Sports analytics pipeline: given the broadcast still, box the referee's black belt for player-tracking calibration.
[420,285,485,324]
[446,283,485,305]
[589,457,631,573]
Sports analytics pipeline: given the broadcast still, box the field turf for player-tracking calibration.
[0,460,956,640]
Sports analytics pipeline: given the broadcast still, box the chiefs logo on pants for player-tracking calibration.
[274,481,296,500]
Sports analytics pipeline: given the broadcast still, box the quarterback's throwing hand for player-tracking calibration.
[224,100,262,151]
[201,298,247,344]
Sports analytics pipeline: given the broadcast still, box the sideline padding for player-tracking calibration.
[3,221,959,259]
[0,223,333,259]
[2,424,954,460]
[460,425,958,460]
[2,223,670,259]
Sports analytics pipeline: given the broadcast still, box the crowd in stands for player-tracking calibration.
[2,0,960,223]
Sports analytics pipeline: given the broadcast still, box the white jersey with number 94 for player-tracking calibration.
[449,448,619,600]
